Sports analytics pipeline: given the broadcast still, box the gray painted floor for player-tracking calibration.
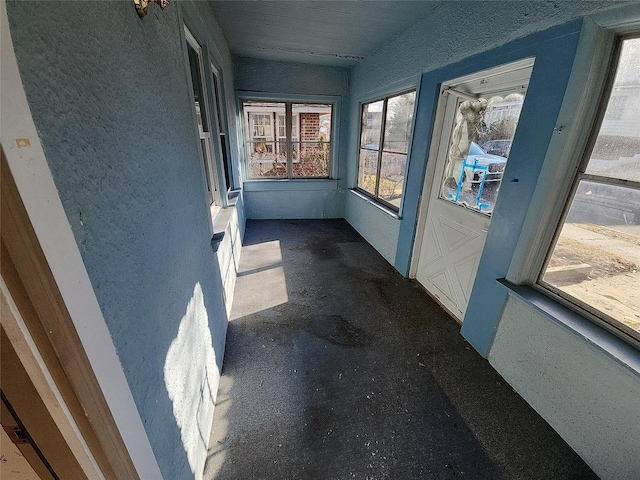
[204,220,597,480]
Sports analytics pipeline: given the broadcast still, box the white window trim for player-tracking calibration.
[184,26,223,214]
[209,61,236,195]
[538,34,640,344]
[506,17,640,349]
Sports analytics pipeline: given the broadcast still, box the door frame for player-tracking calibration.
[409,58,535,295]
[1,3,162,477]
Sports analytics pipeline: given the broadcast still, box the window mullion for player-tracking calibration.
[375,99,388,199]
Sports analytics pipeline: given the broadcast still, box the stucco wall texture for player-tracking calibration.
[490,297,640,479]
[350,0,633,97]
[6,1,235,477]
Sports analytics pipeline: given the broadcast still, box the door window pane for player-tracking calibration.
[440,93,525,215]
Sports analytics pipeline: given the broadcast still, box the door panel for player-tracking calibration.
[415,59,534,321]
[416,206,487,319]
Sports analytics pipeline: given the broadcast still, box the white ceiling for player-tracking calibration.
[208,1,439,67]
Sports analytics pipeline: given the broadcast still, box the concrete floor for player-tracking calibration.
[204,219,597,480]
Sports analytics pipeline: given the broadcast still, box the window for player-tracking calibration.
[242,101,332,179]
[357,90,416,211]
[540,36,640,344]
[436,62,532,216]
[278,114,298,141]
[211,66,233,191]
[185,28,221,207]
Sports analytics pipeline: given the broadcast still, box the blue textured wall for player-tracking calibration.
[458,25,582,355]
[6,1,240,477]
[234,57,350,219]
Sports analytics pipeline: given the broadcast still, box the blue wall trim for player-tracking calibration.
[459,21,583,356]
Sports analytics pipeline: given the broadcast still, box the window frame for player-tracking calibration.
[210,63,235,192]
[356,88,417,213]
[536,34,640,347]
[238,92,340,181]
[184,26,223,211]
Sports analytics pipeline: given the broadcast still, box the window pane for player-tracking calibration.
[278,114,286,139]
[586,38,640,183]
[211,71,230,191]
[187,43,208,134]
[293,142,330,178]
[440,92,525,215]
[290,104,331,178]
[383,91,416,154]
[358,148,378,195]
[251,114,273,140]
[292,114,299,140]
[378,152,407,209]
[541,180,640,336]
[243,102,285,178]
[293,104,332,142]
[243,102,284,142]
[200,138,213,195]
[245,141,286,178]
[242,102,330,179]
[212,71,225,131]
[361,101,384,149]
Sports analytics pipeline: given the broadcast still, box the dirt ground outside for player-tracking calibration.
[545,223,640,333]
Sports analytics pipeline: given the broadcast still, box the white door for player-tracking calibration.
[414,59,534,321]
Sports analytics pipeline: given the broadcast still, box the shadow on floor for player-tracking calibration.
[204,219,597,479]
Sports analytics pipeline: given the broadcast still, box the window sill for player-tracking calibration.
[243,179,338,192]
[211,195,239,252]
[497,279,640,377]
[349,188,401,219]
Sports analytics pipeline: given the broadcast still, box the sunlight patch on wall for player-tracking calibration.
[164,283,219,479]
[202,376,234,478]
